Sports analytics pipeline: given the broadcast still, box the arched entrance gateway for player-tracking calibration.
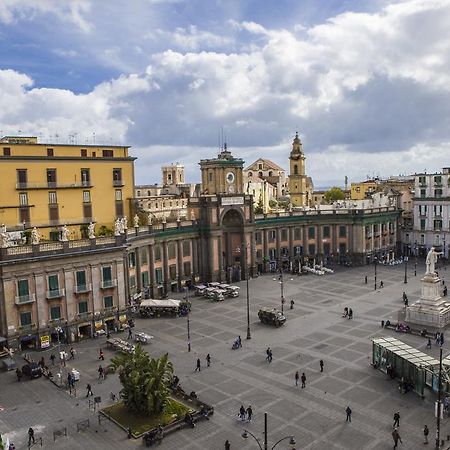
[221,208,246,283]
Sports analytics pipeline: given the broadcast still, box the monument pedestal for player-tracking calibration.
[406,274,450,328]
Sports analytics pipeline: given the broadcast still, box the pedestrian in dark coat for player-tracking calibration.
[224,440,231,450]
[295,371,299,386]
[392,428,402,448]
[195,358,201,372]
[206,354,211,367]
[393,411,400,428]
[98,365,104,379]
[28,428,35,446]
[86,383,93,397]
[50,353,56,366]
[99,349,104,360]
[423,425,429,444]
[319,360,324,372]
[346,406,352,422]
[301,372,306,388]
[246,405,253,422]
[364,275,368,284]
[239,405,246,421]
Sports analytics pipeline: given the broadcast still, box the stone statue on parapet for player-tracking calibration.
[88,222,95,239]
[31,227,40,244]
[425,246,442,276]
[147,213,152,226]
[122,216,128,232]
[60,224,69,242]
[134,214,140,228]
[114,218,122,236]
[0,224,9,248]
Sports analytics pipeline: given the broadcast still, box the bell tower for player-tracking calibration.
[199,144,244,195]
[288,132,308,207]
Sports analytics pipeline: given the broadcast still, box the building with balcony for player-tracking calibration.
[0,136,135,240]
[409,168,450,257]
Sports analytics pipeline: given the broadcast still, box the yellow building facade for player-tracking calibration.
[288,132,312,207]
[0,136,135,239]
[350,180,379,200]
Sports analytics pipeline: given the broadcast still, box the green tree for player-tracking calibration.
[268,199,278,209]
[254,195,264,214]
[111,345,173,416]
[324,187,345,203]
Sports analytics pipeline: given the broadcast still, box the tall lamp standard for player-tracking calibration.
[414,241,417,276]
[278,267,285,315]
[242,412,295,450]
[404,245,409,284]
[236,244,251,340]
[373,256,378,291]
[436,347,443,448]
[443,236,446,271]
[184,287,191,352]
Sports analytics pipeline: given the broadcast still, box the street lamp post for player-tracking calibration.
[374,257,378,291]
[184,288,191,352]
[436,347,443,449]
[414,242,417,276]
[278,268,285,315]
[404,254,409,284]
[242,412,295,450]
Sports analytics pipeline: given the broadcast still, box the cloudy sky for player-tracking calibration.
[1,0,450,187]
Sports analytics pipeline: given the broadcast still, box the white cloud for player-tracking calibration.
[0,0,92,32]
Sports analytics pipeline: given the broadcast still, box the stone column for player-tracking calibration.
[263,229,269,272]
[276,227,281,269]
[162,241,169,294]
[148,244,155,298]
[218,235,223,282]
[177,240,183,289]
[250,231,256,276]
[134,249,142,293]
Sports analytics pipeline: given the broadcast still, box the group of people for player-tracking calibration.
[195,354,211,372]
[265,347,273,363]
[342,307,353,319]
[238,404,253,422]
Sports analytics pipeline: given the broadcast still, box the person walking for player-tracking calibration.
[301,372,306,388]
[224,440,231,450]
[290,299,294,310]
[295,370,299,386]
[98,365,104,380]
[127,327,133,340]
[423,424,429,444]
[392,428,402,448]
[319,360,324,372]
[426,338,432,349]
[99,349,104,361]
[28,428,35,446]
[237,336,242,348]
[206,354,211,367]
[15,368,22,382]
[393,411,400,428]
[348,308,353,319]
[60,351,66,367]
[346,406,352,422]
[266,347,271,362]
[239,405,246,421]
[50,353,56,366]
[195,358,201,372]
[444,285,448,297]
[436,332,441,345]
[268,349,273,363]
[86,383,93,397]
[380,281,384,288]
[246,405,253,422]
[69,347,75,360]
[364,275,368,284]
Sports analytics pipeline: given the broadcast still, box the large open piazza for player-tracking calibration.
[1,261,448,449]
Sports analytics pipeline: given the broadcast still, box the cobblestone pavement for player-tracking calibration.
[2,261,450,449]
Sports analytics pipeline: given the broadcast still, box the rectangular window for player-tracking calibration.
[103,150,114,157]
[83,190,91,203]
[154,245,161,261]
[128,252,136,268]
[294,245,302,256]
[3,147,10,156]
[419,176,426,184]
[76,270,86,287]
[281,229,288,241]
[81,169,90,185]
[168,242,176,259]
[435,175,442,184]
[17,169,27,185]
[47,148,54,157]
[20,311,32,327]
[50,305,61,320]
[141,271,149,287]
[155,268,163,284]
[140,248,148,265]
[420,219,426,230]
[339,225,347,238]
[18,279,29,297]
[183,261,191,277]
[269,230,276,241]
[115,201,124,217]
[434,220,443,230]
[256,249,263,259]
[308,227,315,239]
[129,275,136,288]
[49,204,59,223]
[294,227,301,240]
[78,301,88,314]
[48,191,57,204]
[19,207,30,224]
[113,168,122,184]
[81,149,87,157]
[419,205,428,216]
[420,189,426,198]
[434,205,443,216]
[83,204,92,219]
[269,248,277,260]
[48,274,59,292]
[339,243,347,254]
[104,296,113,308]
[169,264,177,280]
[182,240,191,257]
[19,192,28,205]
[102,266,112,282]
[255,232,262,244]
[323,226,330,238]
[323,242,331,255]
[435,189,443,198]
[115,189,122,201]
[47,169,57,186]
[308,244,315,255]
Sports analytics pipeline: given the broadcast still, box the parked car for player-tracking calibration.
[21,362,42,379]
[258,307,286,327]
[225,286,240,298]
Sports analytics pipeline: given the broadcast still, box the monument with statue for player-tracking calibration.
[406,247,450,328]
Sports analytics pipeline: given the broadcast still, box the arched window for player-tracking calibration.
[294,165,298,175]
[248,172,253,177]
[258,171,263,177]
[268,171,273,177]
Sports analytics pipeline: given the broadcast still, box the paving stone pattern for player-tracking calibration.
[1,261,449,449]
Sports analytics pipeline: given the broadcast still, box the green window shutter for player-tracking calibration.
[102,266,112,281]
[18,279,29,297]
[48,275,59,291]
[76,270,86,286]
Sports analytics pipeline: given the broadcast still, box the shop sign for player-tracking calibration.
[40,335,50,349]
[94,320,103,331]
[119,314,127,323]
[221,196,244,206]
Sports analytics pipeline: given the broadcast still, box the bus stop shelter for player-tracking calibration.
[372,337,441,397]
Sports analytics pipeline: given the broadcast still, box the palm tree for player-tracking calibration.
[112,344,173,416]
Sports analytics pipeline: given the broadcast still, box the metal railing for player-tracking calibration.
[15,293,36,304]
[46,288,65,299]
[101,279,117,289]
[74,283,92,294]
